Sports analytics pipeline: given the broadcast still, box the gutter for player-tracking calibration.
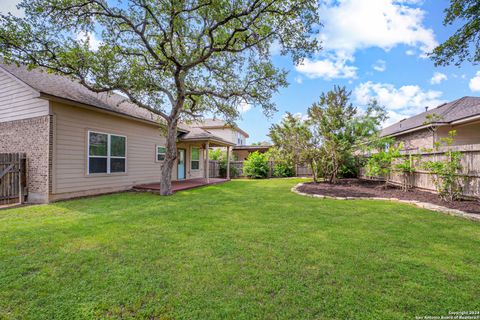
[382,122,448,137]
[450,114,480,125]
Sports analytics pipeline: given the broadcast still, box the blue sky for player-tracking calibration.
[238,0,480,143]
[1,0,479,143]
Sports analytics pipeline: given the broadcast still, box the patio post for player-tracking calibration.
[205,141,210,183]
[226,146,231,180]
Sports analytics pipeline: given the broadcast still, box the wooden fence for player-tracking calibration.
[209,160,312,178]
[359,143,480,199]
[0,153,27,205]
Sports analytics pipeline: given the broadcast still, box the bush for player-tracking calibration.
[243,151,269,179]
[209,149,239,178]
[219,160,239,178]
[273,163,295,177]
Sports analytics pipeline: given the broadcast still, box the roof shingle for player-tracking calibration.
[0,62,168,125]
[381,96,480,137]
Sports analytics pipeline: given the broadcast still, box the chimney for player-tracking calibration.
[425,106,429,112]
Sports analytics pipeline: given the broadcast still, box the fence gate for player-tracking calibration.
[0,153,27,205]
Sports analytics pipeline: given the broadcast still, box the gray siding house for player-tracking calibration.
[366,96,480,199]
[381,97,480,150]
[0,63,235,203]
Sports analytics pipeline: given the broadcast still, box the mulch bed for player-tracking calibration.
[297,179,480,214]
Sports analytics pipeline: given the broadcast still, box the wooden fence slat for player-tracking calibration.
[0,153,27,205]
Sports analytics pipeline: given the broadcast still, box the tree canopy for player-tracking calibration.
[0,0,320,194]
[269,86,387,183]
[430,0,480,66]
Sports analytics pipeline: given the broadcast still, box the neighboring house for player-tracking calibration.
[0,63,235,203]
[192,118,272,160]
[231,145,271,161]
[192,118,249,146]
[365,96,480,199]
[381,97,480,150]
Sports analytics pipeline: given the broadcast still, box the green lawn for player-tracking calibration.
[0,179,479,319]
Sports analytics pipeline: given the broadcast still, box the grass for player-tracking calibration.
[0,178,479,319]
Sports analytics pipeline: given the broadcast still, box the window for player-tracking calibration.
[237,132,244,145]
[191,147,200,170]
[156,146,166,161]
[88,131,126,174]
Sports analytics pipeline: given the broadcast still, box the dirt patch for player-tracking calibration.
[297,179,480,214]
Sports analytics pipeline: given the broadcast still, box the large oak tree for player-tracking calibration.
[430,0,480,66]
[0,0,320,194]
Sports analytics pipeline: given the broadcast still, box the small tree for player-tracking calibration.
[423,113,445,148]
[308,87,386,183]
[268,113,318,181]
[395,154,420,192]
[422,130,463,202]
[365,138,402,187]
[243,151,269,179]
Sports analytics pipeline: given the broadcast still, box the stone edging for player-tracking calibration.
[291,183,480,222]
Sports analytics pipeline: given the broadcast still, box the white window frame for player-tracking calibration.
[87,130,127,175]
[191,147,200,171]
[156,145,166,162]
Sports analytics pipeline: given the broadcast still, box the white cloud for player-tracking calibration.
[287,112,309,122]
[405,49,416,56]
[295,0,436,79]
[353,81,445,127]
[76,31,102,51]
[469,72,480,92]
[294,76,303,84]
[295,56,357,80]
[318,0,437,56]
[0,0,24,17]
[372,59,386,72]
[238,101,252,113]
[430,72,447,85]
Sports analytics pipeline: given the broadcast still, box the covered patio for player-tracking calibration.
[135,129,235,193]
[134,178,229,193]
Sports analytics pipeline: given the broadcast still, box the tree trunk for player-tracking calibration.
[160,119,178,195]
[310,160,317,183]
[160,70,186,195]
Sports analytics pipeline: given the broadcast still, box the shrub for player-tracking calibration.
[421,130,462,202]
[273,162,295,177]
[209,149,239,178]
[219,160,239,178]
[243,151,269,179]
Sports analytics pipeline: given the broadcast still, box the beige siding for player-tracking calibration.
[205,127,247,145]
[51,102,205,199]
[437,121,480,146]
[204,128,237,144]
[0,68,49,122]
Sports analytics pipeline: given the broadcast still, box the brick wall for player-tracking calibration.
[0,116,50,203]
[394,129,434,151]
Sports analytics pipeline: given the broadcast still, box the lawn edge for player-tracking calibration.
[291,183,480,222]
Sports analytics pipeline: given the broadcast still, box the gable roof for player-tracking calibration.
[191,118,250,138]
[178,127,235,146]
[381,96,480,137]
[0,62,179,128]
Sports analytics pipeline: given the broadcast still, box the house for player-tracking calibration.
[192,118,249,145]
[0,63,235,203]
[381,97,480,150]
[369,96,480,199]
[192,118,271,160]
[231,145,271,161]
